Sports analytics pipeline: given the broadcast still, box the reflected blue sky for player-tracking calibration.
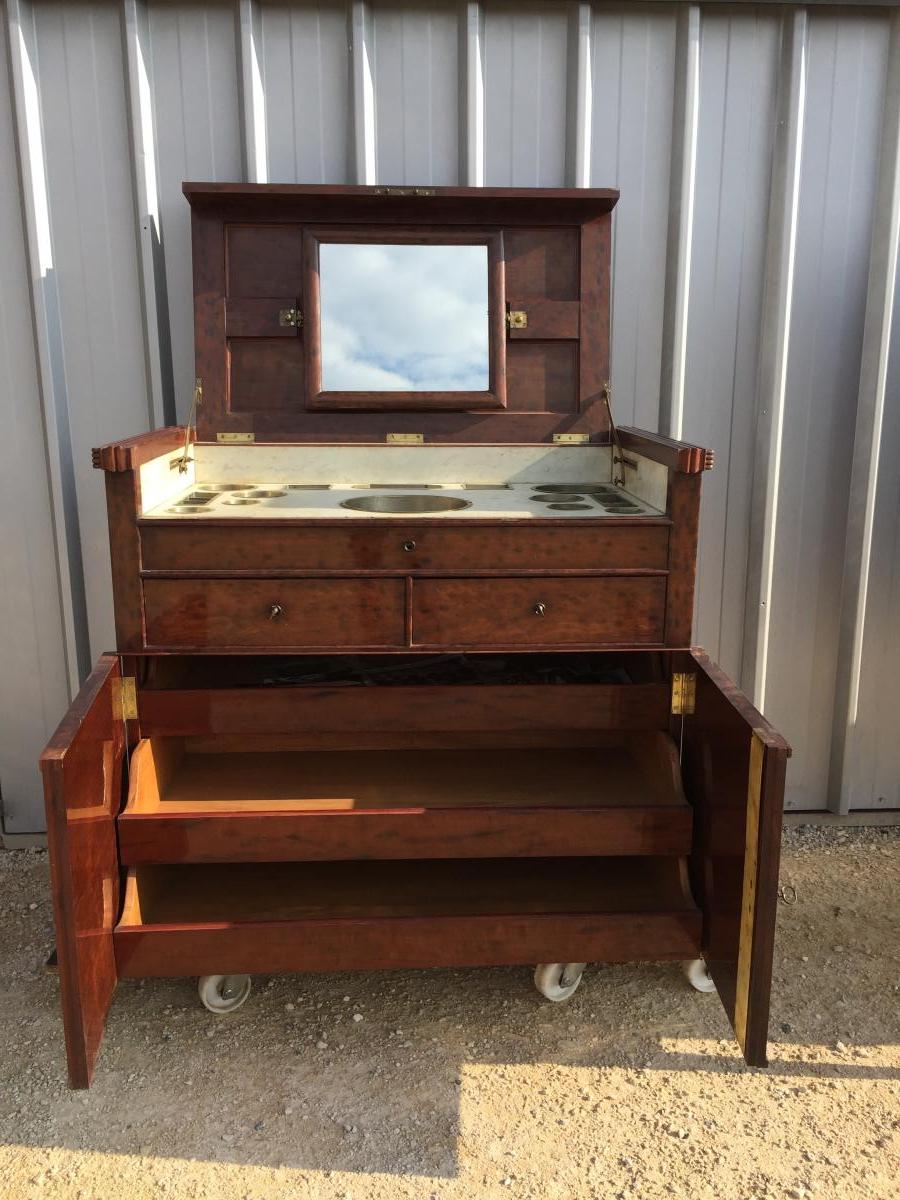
[320,243,490,391]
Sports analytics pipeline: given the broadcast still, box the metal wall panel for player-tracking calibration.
[2,0,899,828]
[590,4,677,431]
[261,0,351,185]
[148,0,243,419]
[484,0,568,185]
[686,5,780,679]
[32,0,151,658]
[766,9,890,810]
[0,20,70,833]
[372,1,459,184]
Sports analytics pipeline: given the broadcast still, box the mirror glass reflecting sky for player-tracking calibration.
[320,243,490,391]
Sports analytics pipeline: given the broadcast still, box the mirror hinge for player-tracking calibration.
[671,673,696,716]
[279,307,303,328]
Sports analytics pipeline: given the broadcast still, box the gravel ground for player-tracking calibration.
[1,825,898,1200]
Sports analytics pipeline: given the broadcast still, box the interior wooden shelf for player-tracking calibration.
[120,856,697,926]
[124,733,687,815]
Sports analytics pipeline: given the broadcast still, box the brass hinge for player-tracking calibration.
[278,307,302,328]
[386,432,424,444]
[217,432,255,444]
[671,672,696,716]
[553,433,590,445]
[112,676,138,722]
[506,310,528,330]
[375,186,436,197]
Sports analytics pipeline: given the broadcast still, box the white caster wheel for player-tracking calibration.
[683,958,716,994]
[198,974,252,1014]
[534,962,586,1002]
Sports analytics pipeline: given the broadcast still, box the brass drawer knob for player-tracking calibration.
[402,540,417,553]
[268,603,284,620]
[534,602,547,616]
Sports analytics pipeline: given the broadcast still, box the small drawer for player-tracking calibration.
[142,578,405,649]
[411,576,666,647]
[139,523,669,573]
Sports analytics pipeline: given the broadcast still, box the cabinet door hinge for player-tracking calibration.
[112,676,138,722]
[671,672,696,716]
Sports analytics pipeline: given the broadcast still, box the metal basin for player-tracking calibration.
[341,494,471,514]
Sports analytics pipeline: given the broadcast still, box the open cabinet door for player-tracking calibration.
[677,651,790,1067]
[40,655,127,1088]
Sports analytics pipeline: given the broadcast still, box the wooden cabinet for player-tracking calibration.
[43,650,788,1087]
[42,183,786,1089]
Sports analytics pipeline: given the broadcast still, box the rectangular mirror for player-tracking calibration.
[320,243,490,392]
[304,230,506,411]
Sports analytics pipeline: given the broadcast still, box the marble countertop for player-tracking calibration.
[142,482,663,520]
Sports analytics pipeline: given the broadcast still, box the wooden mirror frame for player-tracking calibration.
[302,228,506,412]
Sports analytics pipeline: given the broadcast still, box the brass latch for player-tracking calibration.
[279,307,302,328]
[553,433,590,445]
[506,311,528,330]
[112,676,138,722]
[671,673,696,716]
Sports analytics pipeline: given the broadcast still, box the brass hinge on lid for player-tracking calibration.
[279,307,303,328]
[112,676,138,722]
[506,310,528,330]
[671,673,696,716]
[553,433,590,445]
[217,432,255,444]
[386,432,424,444]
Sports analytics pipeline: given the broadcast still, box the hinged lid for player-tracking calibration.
[184,183,618,445]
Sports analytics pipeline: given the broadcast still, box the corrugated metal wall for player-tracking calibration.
[2,0,899,831]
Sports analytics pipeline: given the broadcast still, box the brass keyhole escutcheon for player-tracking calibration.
[269,603,284,620]
[534,602,547,616]
[403,540,417,553]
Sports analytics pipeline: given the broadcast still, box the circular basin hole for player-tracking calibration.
[530,493,584,503]
[195,483,254,492]
[532,483,603,493]
[167,504,209,514]
[546,502,593,511]
[341,494,471,514]
[222,497,261,506]
[238,488,287,498]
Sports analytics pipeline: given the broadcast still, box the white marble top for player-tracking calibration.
[142,481,663,520]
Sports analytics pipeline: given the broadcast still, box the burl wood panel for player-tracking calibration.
[225,224,303,298]
[665,473,701,646]
[114,857,701,976]
[187,185,616,443]
[412,576,666,647]
[105,470,144,652]
[139,523,671,573]
[118,736,691,863]
[504,228,579,299]
[119,807,693,865]
[40,656,126,1089]
[135,683,673,738]
[678,650,790,1068]
[229,338,304,412]
[142,577,406,649]
[116,911,701,978]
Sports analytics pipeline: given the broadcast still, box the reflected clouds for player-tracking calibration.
[320,243,490,391]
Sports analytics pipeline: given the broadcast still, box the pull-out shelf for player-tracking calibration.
[114,857,702,978]
[118,734,692,863]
